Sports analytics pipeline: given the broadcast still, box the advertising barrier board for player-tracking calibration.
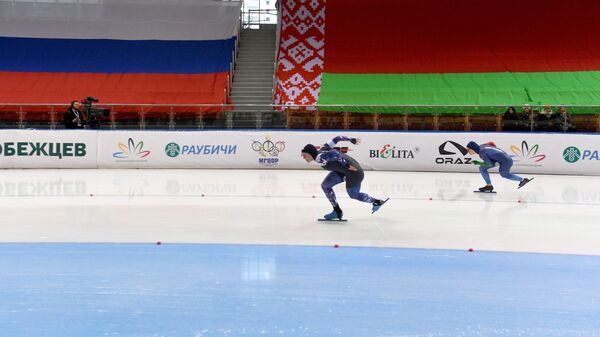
[2,130,599,175]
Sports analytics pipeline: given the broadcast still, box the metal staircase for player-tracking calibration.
[230,24,281,128]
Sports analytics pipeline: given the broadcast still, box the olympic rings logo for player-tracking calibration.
[251,137,286,156]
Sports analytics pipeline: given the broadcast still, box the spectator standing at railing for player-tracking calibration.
[64,101,84,129]
[502,106,522,131]
[535,105,562,132]
[521,104,534,131]
[557,105,575,132]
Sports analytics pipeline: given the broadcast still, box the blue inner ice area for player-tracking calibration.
[0,243,598,337]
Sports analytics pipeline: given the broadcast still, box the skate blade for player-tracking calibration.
[518,177,534,189]
[473,190,497,194]
[371,198,390,214]
[318,218,348,222]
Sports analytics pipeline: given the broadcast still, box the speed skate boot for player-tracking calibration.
[518,178,533,189]
[323,205,343,220]
[478,185,494,193]
[371,198,390,214]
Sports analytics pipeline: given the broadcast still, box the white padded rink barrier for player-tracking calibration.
[1,130,599,175]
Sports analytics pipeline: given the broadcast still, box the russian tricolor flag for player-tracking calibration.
[0,0,241,107]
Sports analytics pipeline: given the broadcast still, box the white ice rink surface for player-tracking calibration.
[0,169,599,256]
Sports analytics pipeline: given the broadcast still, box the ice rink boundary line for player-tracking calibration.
[1,242,599,258]
[0,193,598,206]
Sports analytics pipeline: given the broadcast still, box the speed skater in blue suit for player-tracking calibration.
[301,136,388,220]
[466,141,533,192]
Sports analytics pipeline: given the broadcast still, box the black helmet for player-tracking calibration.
[301,144,319,159]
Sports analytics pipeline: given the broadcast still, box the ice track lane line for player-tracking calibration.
[1,194,599,206]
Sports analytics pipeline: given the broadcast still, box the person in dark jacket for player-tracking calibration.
[502,106,522,131]
[535,105,562,132]
[556,105,575,132]
[64,101,84,129]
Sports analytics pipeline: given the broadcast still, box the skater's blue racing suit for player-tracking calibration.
[315,136,375,207]
[471,143,523,185]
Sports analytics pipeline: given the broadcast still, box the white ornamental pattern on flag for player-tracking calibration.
[274,0,325,109]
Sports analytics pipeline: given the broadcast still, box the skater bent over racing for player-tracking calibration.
[466,141,533,193]
[301,135,388,220]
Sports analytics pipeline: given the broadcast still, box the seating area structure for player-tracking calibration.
[1,102,598,133]
[285,108,600,133]
[0,104,230,130]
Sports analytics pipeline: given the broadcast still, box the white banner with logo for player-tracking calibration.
[97,131,249,169]
[94,130,600,175]
[266,131,600,175]
[0,130,97,168]
[1,130,599,175]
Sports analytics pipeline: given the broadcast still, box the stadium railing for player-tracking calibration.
[0,104,598,133]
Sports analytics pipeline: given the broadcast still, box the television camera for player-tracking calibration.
[81,96,110,129]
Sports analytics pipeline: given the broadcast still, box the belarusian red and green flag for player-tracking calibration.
[276,0,600,113]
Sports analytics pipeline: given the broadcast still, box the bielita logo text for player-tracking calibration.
[370,144,417,159]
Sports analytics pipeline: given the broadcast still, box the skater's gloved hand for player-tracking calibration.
[351,137,361,145]
[472,160,491,167]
